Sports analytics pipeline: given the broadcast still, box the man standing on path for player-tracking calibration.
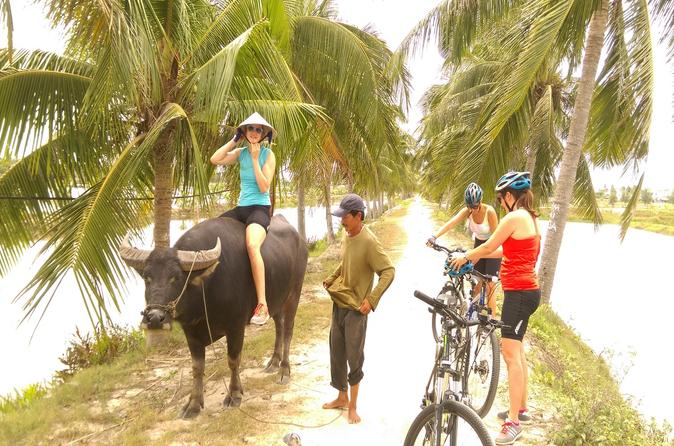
[321,193,396,424]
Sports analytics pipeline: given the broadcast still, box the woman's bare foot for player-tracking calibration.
[322,397,348,410]
[348,405,361,424]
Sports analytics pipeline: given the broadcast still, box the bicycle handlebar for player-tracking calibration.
[430,242,500,283]
[413,290,509,329]
[429,242,464,256]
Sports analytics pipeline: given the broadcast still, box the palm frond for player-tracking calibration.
[14,103,189,327]
[0,62,90,155]
[0,131,110,275]
[649,0,674,61]
[188,0,264,69]
[571,155,602,227]
[619,172,644,240]
[585,0,653,168]
[398,0,522,63]
[182,21,269,128]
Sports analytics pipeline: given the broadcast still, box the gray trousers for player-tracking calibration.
[329,303,368,391]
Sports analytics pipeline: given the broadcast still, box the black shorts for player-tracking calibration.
[501,289,540,341]
[473,238,501,276]
[219,205,271,231]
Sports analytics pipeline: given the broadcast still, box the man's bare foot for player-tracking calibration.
[348,406,361,424]
[322,398,348,410]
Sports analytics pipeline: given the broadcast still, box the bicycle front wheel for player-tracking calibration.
[404,400,494,446]
[465,327,499,417]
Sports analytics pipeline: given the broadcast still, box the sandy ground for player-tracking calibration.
[251,198,551,446]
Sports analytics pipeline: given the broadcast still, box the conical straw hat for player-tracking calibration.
[237,112,277,138]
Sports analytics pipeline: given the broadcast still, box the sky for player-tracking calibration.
[2,0,673,190]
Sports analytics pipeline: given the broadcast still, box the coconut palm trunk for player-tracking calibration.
[152,143,175,249]
[322,172,335,244]
[538,0,609,304]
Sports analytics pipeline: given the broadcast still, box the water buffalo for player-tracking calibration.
[119,215,308,418]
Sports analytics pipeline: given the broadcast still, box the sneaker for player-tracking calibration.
[497,409,531,424]
[250,303,270,325]
[495,420,523,445]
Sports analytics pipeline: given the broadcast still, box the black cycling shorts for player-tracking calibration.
[473,238,501,276]
[501,289,540,341]
[219,205,271,231]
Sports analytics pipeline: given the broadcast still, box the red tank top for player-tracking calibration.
[500,235,540,291]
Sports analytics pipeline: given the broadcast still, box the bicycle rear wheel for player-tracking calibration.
[465,327,499,417]
[403,399,494,446]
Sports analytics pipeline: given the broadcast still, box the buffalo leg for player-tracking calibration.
[181,338,205,419]
[278,286,301,384]
[264,312,285,373]
[223,329,244,408]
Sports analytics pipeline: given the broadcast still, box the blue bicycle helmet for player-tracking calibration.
[445,259,474,277]
[464,183,483,208]
[495,171,531,191]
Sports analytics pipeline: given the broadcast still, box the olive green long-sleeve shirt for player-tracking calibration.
[325,225,395,311]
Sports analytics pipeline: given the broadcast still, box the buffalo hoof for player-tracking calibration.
[277,370,291,385]
[263,361,280,374]
[180,401,202,419]
[223,394,242,408]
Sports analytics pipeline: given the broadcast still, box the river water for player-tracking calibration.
[0,205,670,429]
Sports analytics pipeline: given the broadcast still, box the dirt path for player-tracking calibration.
[254,198,550,445]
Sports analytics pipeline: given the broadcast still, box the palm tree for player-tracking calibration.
[413,6,601,226]
[402,0,671,303]
[188,2,411,242]
[0,0,372,326]
[284,8,410,235]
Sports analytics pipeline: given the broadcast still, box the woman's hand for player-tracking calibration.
[249,142,261,159]
[426,235,437,247]
[449,253,469,270]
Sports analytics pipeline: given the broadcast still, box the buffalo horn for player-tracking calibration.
[119,234,152,270]
[176,238,221,271]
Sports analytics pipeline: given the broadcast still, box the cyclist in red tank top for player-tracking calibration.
[449,171,540,445]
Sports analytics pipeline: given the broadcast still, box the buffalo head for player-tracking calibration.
[119,235,221,329]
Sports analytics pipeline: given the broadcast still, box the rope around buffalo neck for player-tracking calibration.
[200,283,342,429]
[144,254,198,318]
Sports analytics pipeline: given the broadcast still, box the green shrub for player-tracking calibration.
[56,324,144,381]
[0,383,48,414]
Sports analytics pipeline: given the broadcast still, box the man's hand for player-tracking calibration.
[249,142,261,158]
[359,298,372,315]
[323,280,331,290]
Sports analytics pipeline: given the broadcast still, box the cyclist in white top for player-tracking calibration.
[426,183,501,317]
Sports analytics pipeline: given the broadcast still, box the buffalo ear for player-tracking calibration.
[189,261,219,287]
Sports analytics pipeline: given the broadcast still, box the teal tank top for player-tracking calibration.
[238,146,271,206]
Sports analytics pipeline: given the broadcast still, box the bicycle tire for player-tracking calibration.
[403,399,494,446]
[464,327,499,417]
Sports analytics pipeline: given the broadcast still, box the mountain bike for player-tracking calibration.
[404,287,505,446]
[428,243,501,418]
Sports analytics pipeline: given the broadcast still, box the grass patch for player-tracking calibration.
[528,305,673,445]
[539,203,674,236]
